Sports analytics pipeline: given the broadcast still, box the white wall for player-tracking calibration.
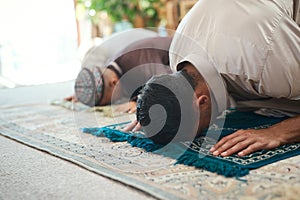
[0,0,81,85]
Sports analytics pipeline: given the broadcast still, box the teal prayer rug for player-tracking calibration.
[82,110,300,177]
[1,103,299,199]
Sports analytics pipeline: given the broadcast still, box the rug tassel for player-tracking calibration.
[176,151,249,177]
[82,127,162,151]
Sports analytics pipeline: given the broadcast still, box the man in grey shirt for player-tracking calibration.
[74,36,173,113]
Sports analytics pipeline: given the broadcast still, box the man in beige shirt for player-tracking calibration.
[294,0,300,25]
[128,0,300,157]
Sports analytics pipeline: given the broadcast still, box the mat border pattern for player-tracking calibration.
[0,126,181,200]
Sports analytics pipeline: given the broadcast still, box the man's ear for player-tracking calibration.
[197,95,209,106]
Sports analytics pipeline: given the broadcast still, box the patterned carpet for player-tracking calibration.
[0,103,299,200]
[83,111,300,178]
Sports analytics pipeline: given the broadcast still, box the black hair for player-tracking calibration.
[136,70,198,145]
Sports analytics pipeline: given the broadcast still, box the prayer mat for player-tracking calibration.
[82,110,300,177]
[1,103,300,200]
[51,99,125,117]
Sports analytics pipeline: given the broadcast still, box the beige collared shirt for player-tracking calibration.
[170,0,300,116]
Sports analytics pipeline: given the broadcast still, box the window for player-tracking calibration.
[0,0,80,86]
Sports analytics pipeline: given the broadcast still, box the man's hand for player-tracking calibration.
[115,101,137,114]
[210,115,300,157]
[121,120,142,132]
[209,128,282,157]
[64,95,78,103]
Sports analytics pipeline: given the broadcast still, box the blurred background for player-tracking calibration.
[0,0,197,87]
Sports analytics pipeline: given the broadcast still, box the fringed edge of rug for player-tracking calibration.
[176,151,249,177]
[82,127,249,177]
[82,127,163,152]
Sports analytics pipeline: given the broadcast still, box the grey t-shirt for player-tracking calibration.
[108,36,173,99]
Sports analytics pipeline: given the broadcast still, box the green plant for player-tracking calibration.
[81,0,161,27]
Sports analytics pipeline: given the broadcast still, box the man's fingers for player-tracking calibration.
[209,128,283,157]
[212,136,247,156]
[64,95,73,101]
[121,120,138,132]
[209,133,237,153]
[121,121,141,132]
[219,139,254,157]
[64,95,78,103]
[210,131,241,151]
[209,137,229,152]
[132,123,142,132]
[237,142,263,156]
[210,130,249,156]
